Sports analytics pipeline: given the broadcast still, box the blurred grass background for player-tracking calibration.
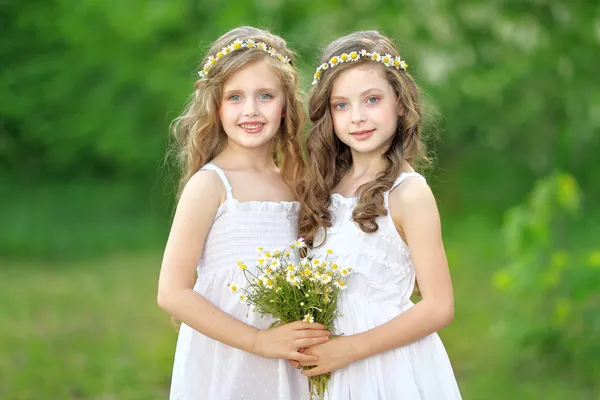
[1,0,599,399]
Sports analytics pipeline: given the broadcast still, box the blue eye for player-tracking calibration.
[229,94,241,101]
[334,103,348,110]
[259,93,272,100]
[367,97,379,104]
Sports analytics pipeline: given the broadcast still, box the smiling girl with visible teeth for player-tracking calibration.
[158,27,325,400]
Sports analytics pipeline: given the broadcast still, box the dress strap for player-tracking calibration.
[390,172,426,191]
[384,172,426,207]
[202,163,233,199]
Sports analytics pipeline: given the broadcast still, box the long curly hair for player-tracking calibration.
[298,31,430,247]
[168,26,306,199]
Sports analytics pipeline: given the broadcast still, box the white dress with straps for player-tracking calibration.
[169,164,309,400]
[312,173,462,400]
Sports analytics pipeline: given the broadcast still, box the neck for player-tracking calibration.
[348,150,387,179]
[217,140,276,170]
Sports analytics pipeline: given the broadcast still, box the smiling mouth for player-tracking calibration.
[239,123,264,129]
[351,129,375,136]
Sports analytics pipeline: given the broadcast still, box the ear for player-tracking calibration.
[397,102,405,117]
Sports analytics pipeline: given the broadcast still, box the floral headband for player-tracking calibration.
[198,39,292,80]
[311,50,408,85]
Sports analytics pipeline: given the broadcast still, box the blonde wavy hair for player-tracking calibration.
[168,26,306,199]
[298,31,430,247]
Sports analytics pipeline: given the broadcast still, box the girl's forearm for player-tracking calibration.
[350,300,454,361]
[158,288,261,355]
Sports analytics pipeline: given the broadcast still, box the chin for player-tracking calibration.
[349,142,387,154]
[233,133,277,149]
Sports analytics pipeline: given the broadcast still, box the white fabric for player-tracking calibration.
[169,163,310,400]
[312,173,462,400]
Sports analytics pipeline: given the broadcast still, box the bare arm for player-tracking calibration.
[302,177,455,375]
[157,170,329,361]
[350,178,454,359]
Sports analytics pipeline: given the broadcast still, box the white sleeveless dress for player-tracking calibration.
[169,164,310,400]
[312,173,462,400]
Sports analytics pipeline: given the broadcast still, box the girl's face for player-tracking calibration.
[329,65,400,156]
[219,59,285,151]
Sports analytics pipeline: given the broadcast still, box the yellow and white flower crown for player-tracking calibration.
[198,39,292,80]
[311,50,408,85]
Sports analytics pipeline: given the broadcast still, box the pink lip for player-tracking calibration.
[350,129,375,140]
[238,121,265,134]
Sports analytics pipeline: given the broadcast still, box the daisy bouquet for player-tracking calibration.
[227,238,352,400]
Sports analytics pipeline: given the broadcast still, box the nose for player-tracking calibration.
[351,105,366,125]
[242,98,259,117]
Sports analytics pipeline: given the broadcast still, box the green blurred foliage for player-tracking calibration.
[2,1,600,398]
[495,171,600,385]
[2,0,599,199]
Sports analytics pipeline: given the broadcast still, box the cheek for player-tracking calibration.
[264,99,285,119]
[219,104,236,124]
[331,111,346,133]
[374,105,397,130]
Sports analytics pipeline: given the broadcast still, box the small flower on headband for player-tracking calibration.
[198,39,292,80]
[311,50,408,85]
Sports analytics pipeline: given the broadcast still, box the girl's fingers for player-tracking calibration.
[297,329,330,339]
[292,321,325,330]
[296,336,329,348]
[302,367,325,377]
[299,359,319,367]
[290,351,318,363]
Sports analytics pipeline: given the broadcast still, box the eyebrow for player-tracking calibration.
[223,87,279,96]
[330,87,385,101]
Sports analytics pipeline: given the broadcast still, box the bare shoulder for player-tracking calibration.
[178,169,226,208]
[388,176,439,223]
[389,175,436,208]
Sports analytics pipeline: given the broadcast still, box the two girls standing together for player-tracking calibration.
[157,26,462,400]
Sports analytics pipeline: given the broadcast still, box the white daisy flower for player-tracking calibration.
[293,238,307,249]
[286,273,300,286]
[303,313,314,323]
[232,39,244,50]
[262,277,275,289]
[239,294,247,304]
[320,274,332,285]
[334,281,348,290]
[382,54,393,67]
[270,259,281,270]
[287,264,298,272]
[227,283,240,293]
[340,268,350,276]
